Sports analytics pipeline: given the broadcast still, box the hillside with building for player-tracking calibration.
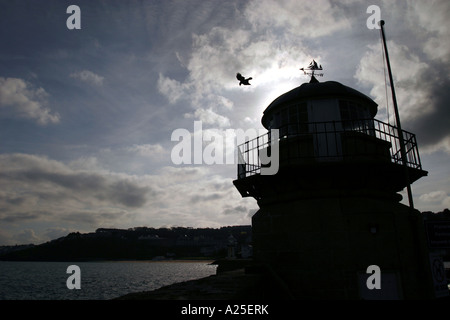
[0,225,252,261]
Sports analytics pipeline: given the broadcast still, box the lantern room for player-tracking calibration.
[261,78,378,132]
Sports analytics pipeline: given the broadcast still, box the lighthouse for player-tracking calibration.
[233,69,436,299]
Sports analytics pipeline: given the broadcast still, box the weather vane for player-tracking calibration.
[299,60,324,79]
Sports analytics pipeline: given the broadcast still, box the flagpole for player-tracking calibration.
[379,20,414,210]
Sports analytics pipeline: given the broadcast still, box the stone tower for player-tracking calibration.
[233,76,435,299]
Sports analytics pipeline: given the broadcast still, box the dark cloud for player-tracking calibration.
[62,210,129,226]
[106,180,151,208]
[15,170,105,192]
[190,192,224,204]
[355,37,450,154]
[0,211,45,223]
[1,163,151,209]
[222,205,249,215]
[0,194,27,206]
[212,181,232,191]
[0,154,153,227]
[408,74,450,150]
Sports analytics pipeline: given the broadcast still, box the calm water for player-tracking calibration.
[0,260,217,300]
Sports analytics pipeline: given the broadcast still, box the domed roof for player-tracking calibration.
[262,80,378,127]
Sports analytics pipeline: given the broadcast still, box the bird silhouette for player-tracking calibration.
[236,73,252,85]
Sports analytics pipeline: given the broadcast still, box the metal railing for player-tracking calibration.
[237,119,422,178]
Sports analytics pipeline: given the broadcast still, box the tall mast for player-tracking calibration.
[379,20,414,210]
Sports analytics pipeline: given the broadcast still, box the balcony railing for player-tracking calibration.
[237,119,422,179]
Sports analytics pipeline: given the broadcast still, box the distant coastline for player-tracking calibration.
[0,225,252,262]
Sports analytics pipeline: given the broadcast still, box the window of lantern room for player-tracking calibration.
[339,100,374,136]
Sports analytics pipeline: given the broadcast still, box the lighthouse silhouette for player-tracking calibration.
[233,72,437,299]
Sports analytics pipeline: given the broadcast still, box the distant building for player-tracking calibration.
[227,235,237,259]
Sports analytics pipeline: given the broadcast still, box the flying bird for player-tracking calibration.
[236,73,252,86]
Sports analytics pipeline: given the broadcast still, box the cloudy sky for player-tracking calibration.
[0,0,449,245]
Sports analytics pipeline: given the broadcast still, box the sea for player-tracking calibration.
[0,260,217,300]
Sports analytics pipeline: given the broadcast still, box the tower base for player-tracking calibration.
[252,194,435,299]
